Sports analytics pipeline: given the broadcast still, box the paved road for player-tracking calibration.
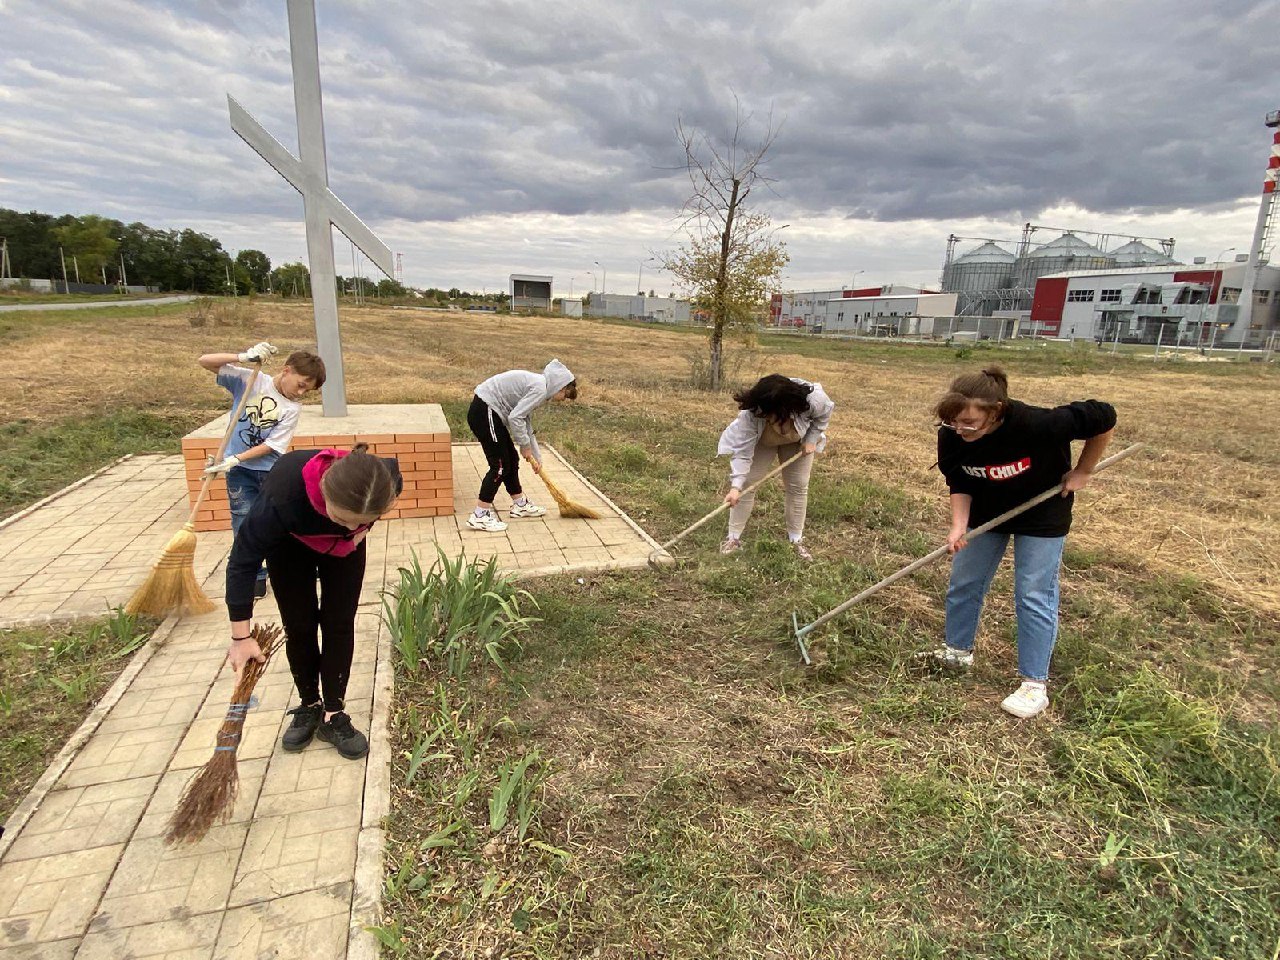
[0,294,200,313]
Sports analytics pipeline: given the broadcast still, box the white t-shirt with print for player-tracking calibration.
[216,364,302,471]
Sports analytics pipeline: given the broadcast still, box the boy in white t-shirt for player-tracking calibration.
[198,342,326,597]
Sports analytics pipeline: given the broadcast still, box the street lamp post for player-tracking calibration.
[850,269,864,291]
[594,260,606,296]
[638,256,655,296]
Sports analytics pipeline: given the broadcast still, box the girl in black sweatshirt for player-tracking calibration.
[930,365,1115,719]
[225,444,401,759]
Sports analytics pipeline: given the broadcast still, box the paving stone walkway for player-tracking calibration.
[0,445,659,959]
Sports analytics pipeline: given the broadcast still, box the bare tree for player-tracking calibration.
[660,108,789,391]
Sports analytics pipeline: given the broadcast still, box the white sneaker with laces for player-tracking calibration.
[1001,681,1049,719]
[509,500,547,518]
[916,645,974,668]
[466,510,508,532]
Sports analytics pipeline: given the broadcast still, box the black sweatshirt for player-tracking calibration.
[936,398,1116,537]
[225,450,402,621]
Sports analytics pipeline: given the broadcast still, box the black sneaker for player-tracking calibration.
[281,702,323,752]
[316,711,369,760]
[253,578,269,601]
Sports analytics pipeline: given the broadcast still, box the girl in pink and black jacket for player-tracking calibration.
[225,444,401,759]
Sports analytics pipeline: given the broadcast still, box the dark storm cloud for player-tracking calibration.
[2,0,1276,231]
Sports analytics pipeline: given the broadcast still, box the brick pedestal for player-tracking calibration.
[181,404,453,532]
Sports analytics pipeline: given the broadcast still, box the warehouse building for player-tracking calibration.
[1030,257,1280,345]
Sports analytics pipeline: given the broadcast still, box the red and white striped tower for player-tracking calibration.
[1236,112,1280,344]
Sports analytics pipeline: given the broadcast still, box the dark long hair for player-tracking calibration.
[320,443,397,519]
[734,374,813,422]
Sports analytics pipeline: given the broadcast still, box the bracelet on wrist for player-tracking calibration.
[231,634,251,642]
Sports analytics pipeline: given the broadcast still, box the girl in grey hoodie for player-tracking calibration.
[466,359,577,532]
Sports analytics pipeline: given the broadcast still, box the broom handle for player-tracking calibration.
[656,449,810,553]
[187,360,262,525]
[797,443,1143,638]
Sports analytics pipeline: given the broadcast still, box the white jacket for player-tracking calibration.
[716,379,834,489]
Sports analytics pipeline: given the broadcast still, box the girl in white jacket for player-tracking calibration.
[718,374,834,560]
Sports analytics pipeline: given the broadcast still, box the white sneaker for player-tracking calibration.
[916,645,974,668]
[1001,681,1049,719]
[465,510,508,532]
[509,500,547,518]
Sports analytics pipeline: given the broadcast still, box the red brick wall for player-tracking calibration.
[181,430,453,532]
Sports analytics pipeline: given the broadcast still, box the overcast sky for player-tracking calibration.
[2,0,1277,295]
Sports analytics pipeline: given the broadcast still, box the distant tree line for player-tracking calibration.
[1,207,520,305]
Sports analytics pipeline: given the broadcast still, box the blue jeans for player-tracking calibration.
[226,465,268,583]
[944,531,1066,682]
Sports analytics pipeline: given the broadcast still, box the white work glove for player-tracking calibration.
[204,455,241,476]
[238,341,277,364]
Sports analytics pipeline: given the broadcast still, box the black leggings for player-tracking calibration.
[467,394,522,503]
[267,534,365,712]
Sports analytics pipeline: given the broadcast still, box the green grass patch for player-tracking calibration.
[0,410,197,519]
[0,609,154,820]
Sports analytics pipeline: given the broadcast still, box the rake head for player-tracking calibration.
[792,612,812,666]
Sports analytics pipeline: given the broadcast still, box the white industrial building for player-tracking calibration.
[509,274,552,311]
[770,285,956,333]
[586,292,691,323]
[1030,258,1280,345]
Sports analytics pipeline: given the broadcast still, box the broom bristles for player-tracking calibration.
[165,623,282,845]
[541,471,601,520]
[124,523,215,618]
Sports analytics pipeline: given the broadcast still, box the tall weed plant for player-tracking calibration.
[383,547,539,680]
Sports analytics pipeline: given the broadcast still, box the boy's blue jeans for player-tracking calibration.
[944,531,1066,683]
[226,465,268,583]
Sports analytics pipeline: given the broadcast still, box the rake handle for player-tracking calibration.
[187,360,262,525]
[797,442,1143,639]
[655,449,811,555]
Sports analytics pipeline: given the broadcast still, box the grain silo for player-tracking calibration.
[1110,240,1180,267]
[942,241,1017,292]
[1016,233,1113,288]
[942,241,1018,316]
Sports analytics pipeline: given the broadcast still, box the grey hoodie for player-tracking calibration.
[475,359,575,455]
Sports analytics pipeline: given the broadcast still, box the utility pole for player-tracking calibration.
[59,246,69,294]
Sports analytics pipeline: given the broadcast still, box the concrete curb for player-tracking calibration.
[348,617,396,959]
[542,443,665,553]
[0,454,134,531]
[0,612,179,860]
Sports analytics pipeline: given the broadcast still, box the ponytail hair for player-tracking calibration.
[933,365,1009,423]
[320,443,397,520]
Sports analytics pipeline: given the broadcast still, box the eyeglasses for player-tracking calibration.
[940,421,985,434]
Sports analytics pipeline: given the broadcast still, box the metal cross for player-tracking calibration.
[227,0,393,416]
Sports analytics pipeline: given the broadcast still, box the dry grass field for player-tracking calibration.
[2,298,1278,957]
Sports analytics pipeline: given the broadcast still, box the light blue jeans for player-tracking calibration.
[944,531,1066,682]
[226,465,268,584]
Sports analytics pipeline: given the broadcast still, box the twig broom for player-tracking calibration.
[125,360,261,618]
[165,622,282,845]
[539,465,600,519]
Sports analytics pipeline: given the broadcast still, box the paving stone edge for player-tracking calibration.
[0,612,179,861]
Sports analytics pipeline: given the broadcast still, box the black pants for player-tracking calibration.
[467,394,522,503]
[267,534,365,712]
